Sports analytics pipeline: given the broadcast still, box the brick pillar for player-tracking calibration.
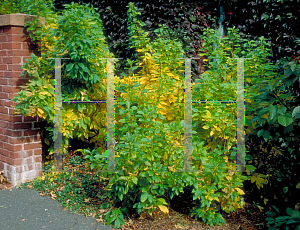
[0,14,45,186]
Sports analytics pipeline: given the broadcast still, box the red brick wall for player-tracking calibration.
[0,14,44,186]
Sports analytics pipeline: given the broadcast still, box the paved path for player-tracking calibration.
[0,187,113,230]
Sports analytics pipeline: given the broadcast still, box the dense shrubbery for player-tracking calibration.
[5,0,300,229]
[243,44,300,229]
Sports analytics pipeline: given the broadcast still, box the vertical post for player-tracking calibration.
[106,58,115,172]
[54,58,62,172]
[184,59,193,172]
[236,58,246,172]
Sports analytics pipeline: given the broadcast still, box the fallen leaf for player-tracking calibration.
[158,205,169,214]
[39,192,46,196]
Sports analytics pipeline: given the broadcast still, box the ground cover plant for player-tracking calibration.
[5,0,294,229]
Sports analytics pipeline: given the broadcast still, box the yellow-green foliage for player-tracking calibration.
[105,2,249,227]
[11,2,276,228]
[12,3,114,157]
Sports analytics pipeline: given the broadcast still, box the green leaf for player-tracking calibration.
[286,219,300,224]
[93,74,100,83]
[78,103,85,112]
[118,192,123,201]
[263,130,270,141]
[272,206,280,214]
[257,129,264,137]
[78,62,90,74]
[79,119,84,128]
[251,116,260,123]
[278,115,293,127]
[269,104,278,120]
[100,202,110,209]
[291,210,300,219]
[141,89,149,94]
[66,63,74,73]
[283,187,289,194]
[278,106,287,115]
[259,107,269,116]
[140,192,148,202]
[285,68,293,78]
[131,66,138,71]
[261,13,269,20]
[286,207,294,216]
[276,216,291,222]
[126,101,130,109]
[114,218,121,228]
[275,15,281,20]
[292,106,300,118]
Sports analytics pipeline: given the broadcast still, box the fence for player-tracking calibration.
[0,13,45,186]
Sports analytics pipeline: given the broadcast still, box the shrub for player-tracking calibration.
[243,51,300,219]
[11,1,278,229]
[266,205,300,230]
[89,3,274,228]
[12,2,114,161]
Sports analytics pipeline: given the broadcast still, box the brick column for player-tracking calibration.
[0,14,45,186]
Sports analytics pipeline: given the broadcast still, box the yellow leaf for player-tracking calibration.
[158,205,169,214]
[210,130,214,136]
[251,174,257,183]
[296,183,300,189]
[224,156,229,163]
[261,113,269,119]
[202,125,210,129]
[225,176,229,181]
[213,125,221,131]
[39,91,50,95]
[246,78,251,83]
[206,110,211,118]
[37,108,44,115]
[172,75,180,80]
[235,188,245,195]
